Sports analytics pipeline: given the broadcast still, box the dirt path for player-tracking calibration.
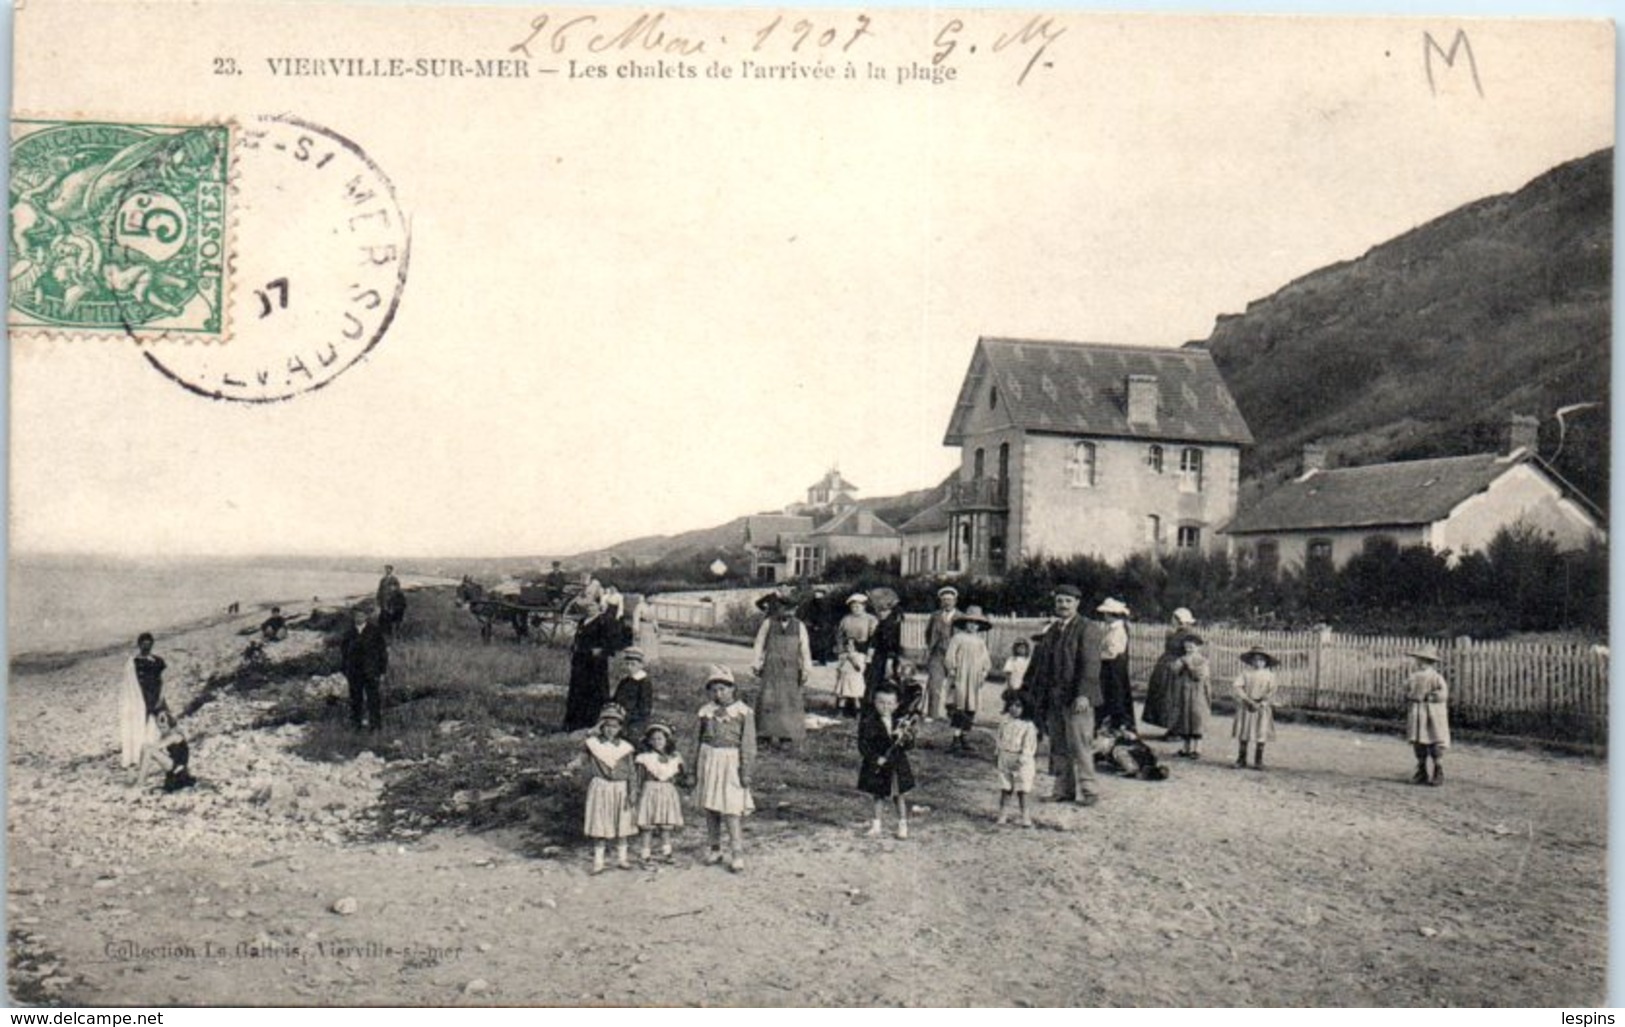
[7,621,1607,1006]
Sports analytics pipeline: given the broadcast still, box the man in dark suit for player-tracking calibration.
[1026,584,1103,805]
[340,607,390,731]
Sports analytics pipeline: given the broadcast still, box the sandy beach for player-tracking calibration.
[6,588,1608,1006]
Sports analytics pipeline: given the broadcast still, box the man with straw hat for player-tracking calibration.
[1404,645,1450,786]
[1026,584,1104,806]
[924,586,961,720]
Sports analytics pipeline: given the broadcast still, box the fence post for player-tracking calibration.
[1312,625,1330,709]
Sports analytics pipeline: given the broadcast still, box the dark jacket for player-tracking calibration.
[340,621,389,679]
[1027,615,1103,721]
[856,707,915,797]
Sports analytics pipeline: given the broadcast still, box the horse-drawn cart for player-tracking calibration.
[464,581,583,645]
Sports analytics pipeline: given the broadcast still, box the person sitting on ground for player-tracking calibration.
[1091,726,1170,781]
[260,606,288,642]
[134,708,196,792]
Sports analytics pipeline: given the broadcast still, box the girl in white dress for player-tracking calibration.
[579,703,638,874]
[635,723,686,863]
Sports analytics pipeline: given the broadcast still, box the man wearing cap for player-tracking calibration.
[340,606,390,732]
[1026,584,1103,805]
[924,586,960,720]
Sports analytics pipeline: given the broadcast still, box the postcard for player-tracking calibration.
[7,0,1613,1008]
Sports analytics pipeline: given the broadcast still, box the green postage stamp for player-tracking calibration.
[9,118,230,340]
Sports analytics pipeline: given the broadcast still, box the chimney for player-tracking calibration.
[1125,374,1159,426]
[1301,444,1327,476]
[1504,414,1539,456]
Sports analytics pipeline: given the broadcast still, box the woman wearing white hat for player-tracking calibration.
[833,593,878,717]
[1095,598,1134,732]
[1142,608,1196,738]
[1404,646,1450,786]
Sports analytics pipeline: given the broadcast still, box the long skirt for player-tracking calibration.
[834,653,868,701]
[1141,655,1180,729]
[636,621,661,664]
[1233,704,1277,743]
[119,668,158,768]
[925,652,949,719]
[583,778,637,839]
[635,780,683,829]
[1167,677,1211,739]
[755,671,805,743]
[562,652,610,732]
[696,744,754,816]
[1099,657,1135,731]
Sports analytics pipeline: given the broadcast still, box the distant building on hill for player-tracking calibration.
[1222,416,1606,573]
[939,337,1253,576]
[745,476,903,582]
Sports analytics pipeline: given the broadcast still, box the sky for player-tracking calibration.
[7,4,1615,558]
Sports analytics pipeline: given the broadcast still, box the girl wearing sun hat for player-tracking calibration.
[634,722,686,864]
[1404,646,1450,786]
[580,703,638,874]
[692,665,757,871]
[944,605,993,752]
[1231,646,1280,770]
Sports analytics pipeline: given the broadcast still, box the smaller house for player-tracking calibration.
[744,506,903,582]
[744,513,817,582]
[899,500,952,575]
[1223,416,1605,573]
[788,468,859,515]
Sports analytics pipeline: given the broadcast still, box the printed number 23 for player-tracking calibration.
[213,57,241,76]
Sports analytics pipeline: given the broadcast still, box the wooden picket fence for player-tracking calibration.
[901,614,1609,745]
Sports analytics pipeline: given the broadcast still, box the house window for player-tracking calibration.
[932,545,941,570]
[1069,441,1097,487]
[1307,538,1334,570]
[1146,514,1162,547]
[960,522,974,558]
[790,544,822,578]
[998,442,1009,481]
[1148,444,1164,473]
[973,448,985,480]
[1256,540,1280,579]
[1179,448,1204,493]
[1176,525,1202,550]
[989,385,999,409]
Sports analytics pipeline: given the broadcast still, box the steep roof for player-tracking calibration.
[897,500,952,535]
[1225,452,1535,534]
[944,338,1254,446]
[744,514,813,544]
[811,506,899,538]
[809,468,859,493]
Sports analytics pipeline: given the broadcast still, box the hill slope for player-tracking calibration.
[1201,148,1611,511]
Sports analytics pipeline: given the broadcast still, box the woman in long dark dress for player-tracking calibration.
[562,601,619,731]
[864,588,905,704]
[120,632,166,768]
[1141,607,1195,737]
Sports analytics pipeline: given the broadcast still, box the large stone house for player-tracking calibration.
[940,337,1253,576]
[1222,417,1606,573]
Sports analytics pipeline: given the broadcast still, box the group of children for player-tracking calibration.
[575,611,1455,873]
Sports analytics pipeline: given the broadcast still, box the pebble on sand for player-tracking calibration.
[331,897,360,916]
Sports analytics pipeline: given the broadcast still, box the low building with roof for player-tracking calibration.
[899,500,952,575]
[1222,416,1605,573]
[941,337,1254,575]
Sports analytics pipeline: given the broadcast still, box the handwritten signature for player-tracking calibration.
[508,10,1065,85]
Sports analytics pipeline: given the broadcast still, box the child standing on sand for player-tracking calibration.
[994,690,1038,827]
[1404,646,1450,786]
[634,723,685,864]
[943,606,993,753]
[1002,639,1032,693]
[580,703,638,874]
[693,666,756,872]
[857,682,916,839]
[1232,646,1280,771]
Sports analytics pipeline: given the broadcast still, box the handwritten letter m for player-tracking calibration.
[1424,29,1484,98]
